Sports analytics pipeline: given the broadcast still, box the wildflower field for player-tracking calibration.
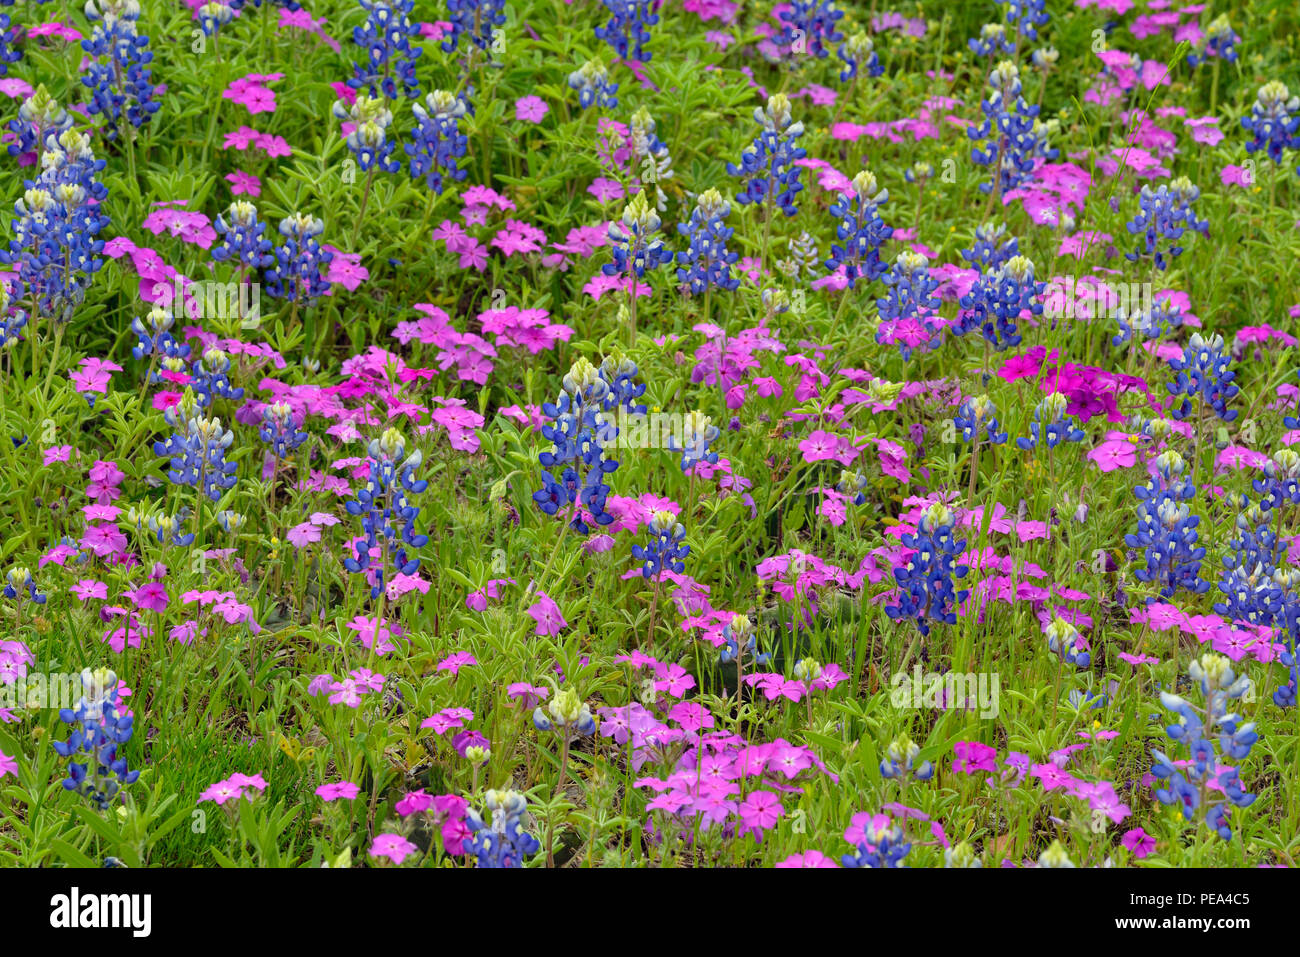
[0,0,1298,877]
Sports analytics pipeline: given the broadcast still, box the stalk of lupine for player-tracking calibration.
[52,668,141,811]
[676,189,740,294]
[212,202,276,301]
[968,61,1045,200]
[1044,614,1090,668]
[342,427,429,599]
[1167,332,1239,423]
[347,0,423,100]
[841,814,911,868]
[884,502,970,638]
[1125,177,1209,271]
[837,30,881,82]
[264,211,333,306]
[778,0,843,60]
[628,107,674,210]
[1187,14,1240,68]
[0,128,109,324]
[954,395,1008,446]
[192,347,245,409]
[720,613,769,668]
[442,0,506,56]
[532,686,596,737]
[196,2,235,42]
[1016,393,1084,450]
[4,566,47,605]
[0,12,20,78]
[259,401,309,459]
[153,395,240,504]
[1241,81,1299,166]
[825,169,893,288]
[1150,653,1257,840]
[880,733,934,781]
[333,95,401,174]
[667,410,719,473]
[960,222,1018,271]
[968,22,1015,58]
[0,284,28,350]
[595,0,657,62]
[631,510,689,578]
[81,0,160,141]
[406,90,469,195]
[534,358,619,533]
[604,190,673,281]
[728,93,807,219]
[464,790,540,868]
[567,59,618,110]
[999,0,1049,42]
[1125,450,1208,599]
[875,250,941,360]
[5,85,72,161]
[955,254,1042,351]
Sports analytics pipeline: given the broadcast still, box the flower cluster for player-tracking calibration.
[568,59,618,110]
[264,211,333,306]
[727,94,807,218]
[1016,393,1084,450]
[52,669,141,811]
[596,0,658,63]
[81,0,161,140]
[1125,177,1209,271]
[347,0,422,100]
[825,169,893,288]
[884,502,970,637]
[956,254,1042,351]
[333,94,401,173]
[778,0,844,60]
[342,428,429,598]
[676,189,740,294]
[631,510,690,578]
[1151,654,1257,840]
[1126,451,1208,600]
[153,391,240,504]
[1241,81,1299,166]
[406,90,470,194]
[465,789,540,868]
[1166,333,1239,423]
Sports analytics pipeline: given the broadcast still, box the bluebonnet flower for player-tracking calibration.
[631,509,689,578]
[4,566,46,605]
[1125,177,1209,270]
[196,1,234,38]
[835,469,868,505]
[1037,840,1074,868]
[968,22,1015,58]
[1017,393,1084,450]
[903,160,934,188]
[666,410,719,473]
[727,93,807,219]
[347,0,422,100]
[841,813,911,868]
[567,59,618,110]
[342,427,429,598]
[263,211,333,306]
[1126,450,1208,599]
[333,95,401,174]
[955,254,1042,351]
[0,128,109,323]
[720,613,770,668]
[0,284,27,350]
[1241,81,1299,166]
[0,12,20,77]
[1031,45,1059,72]
[1167,332,1239,423]
[628,107,674,211]
[1151,653,1256,840]
[5,85,72,160]
[52,668,141,811]
[80,0,160,140]
[603,190,673,280]
[1251,448,1300,516]
[211,201,276,279]
[1044,614,1090,669]
[465,790,540,868]
[534,355,642,534]
[596,0,657,62]
[191,347,245,409]
[826,169,893,288]
[442,0,506,55]
[960,222,1019,271]
[876,250,941,359]
[884,502,970,638]
[778,0,843,60]
[879,734,934,781]
[968,61,1047,198]
[153,394,240,504]
[405,90,469,195]
[837,30,881,82]
[1213,501,1287,628]
[259,401,309,459]
[1187,14,1240,68]
[954,395,1009,446]
[532,687,596,737]
[130,302,184,361]
[145,510,196,548]
[1111,297,1185,350]
[998,0,1049,42]
[676,189,740,294]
